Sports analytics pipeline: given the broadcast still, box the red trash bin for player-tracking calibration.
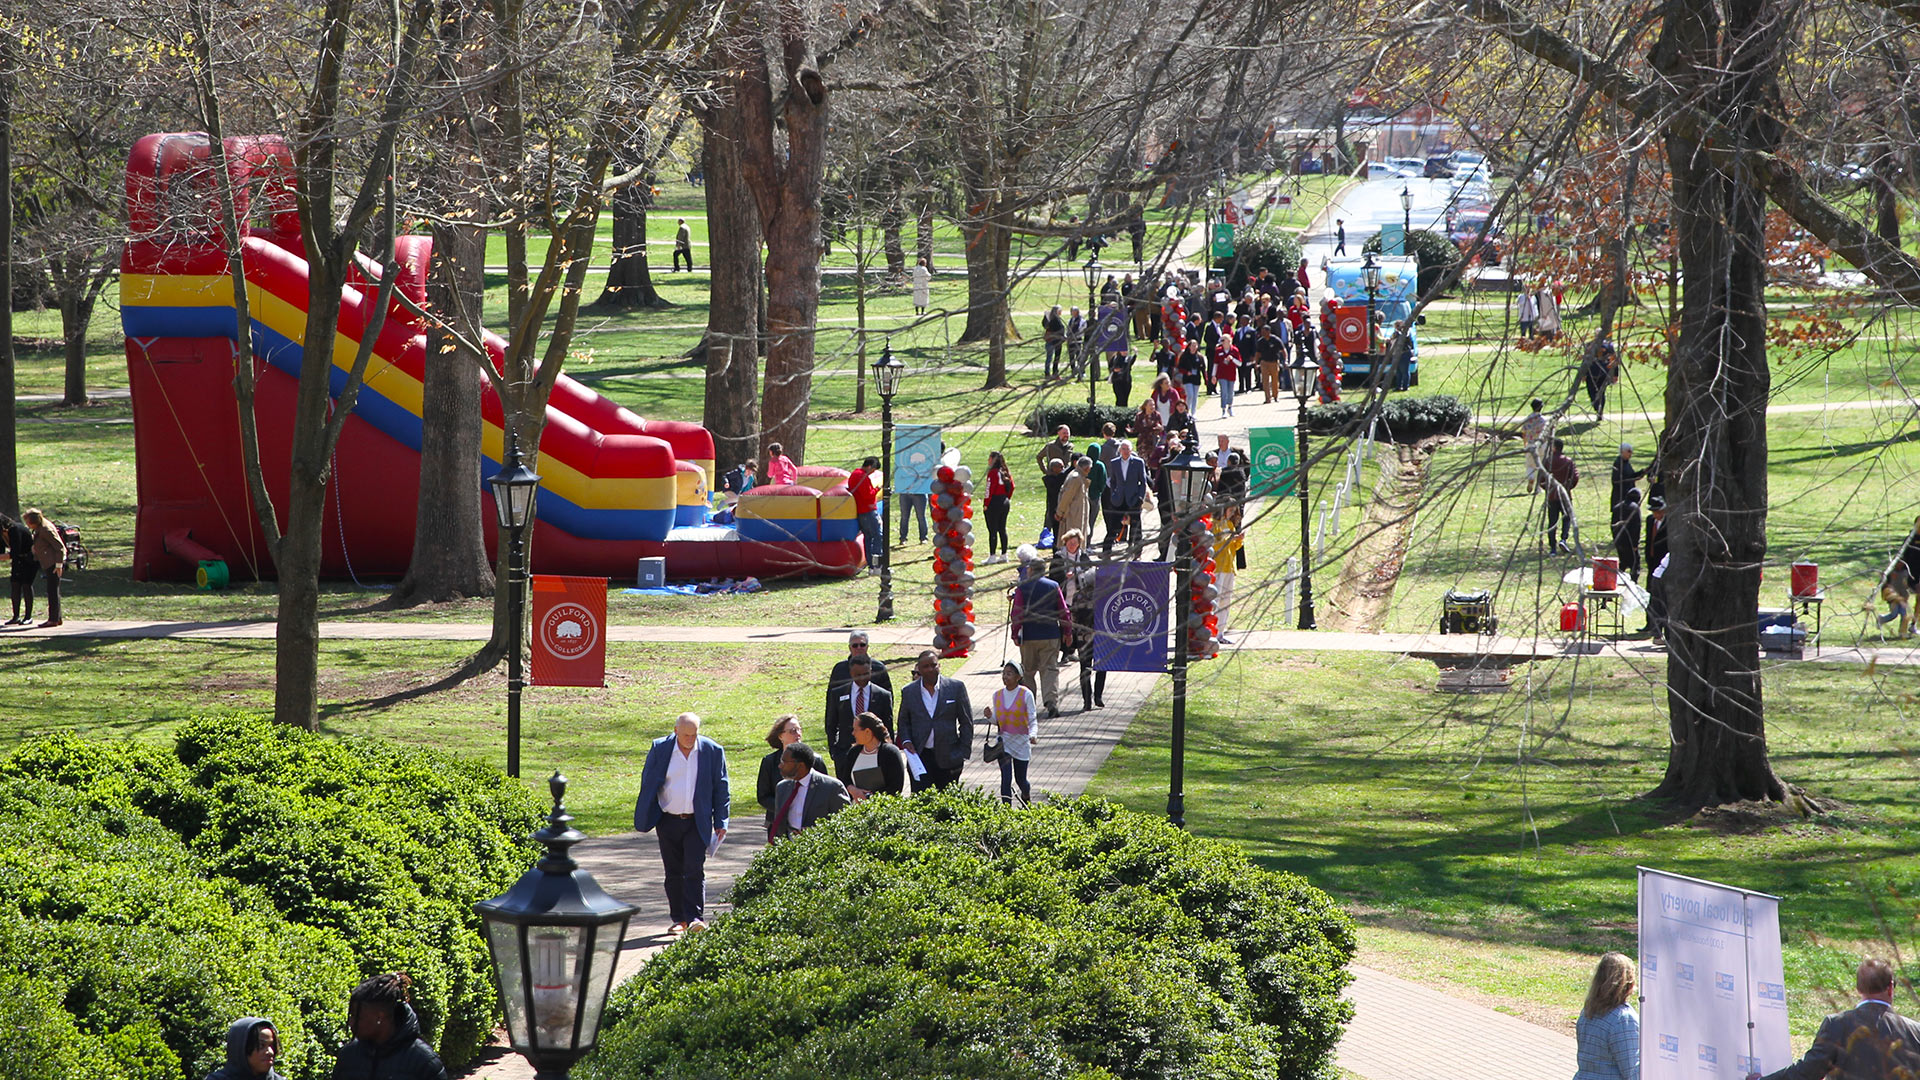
[1790,562,1819,598]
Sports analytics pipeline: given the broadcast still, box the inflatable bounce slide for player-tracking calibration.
[119,132,862,583]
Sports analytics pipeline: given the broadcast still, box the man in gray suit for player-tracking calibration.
[1753,959,1920,1080]
[766,742,851,841]
[895,649,974,792]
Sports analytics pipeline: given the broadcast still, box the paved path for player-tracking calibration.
[19,617,1912,668]
[1340,966,1575,1080]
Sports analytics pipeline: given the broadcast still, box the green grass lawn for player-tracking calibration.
[1084,649,1920,1040]
[0,637,851,837]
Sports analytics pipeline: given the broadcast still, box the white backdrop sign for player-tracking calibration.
[1638,868,1791,1080]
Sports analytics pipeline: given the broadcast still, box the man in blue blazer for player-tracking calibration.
[1103,439,1148,558]
[633,713,730,933]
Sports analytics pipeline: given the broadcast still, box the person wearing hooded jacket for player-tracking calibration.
[205,1017,281,1080]
[332,973,446,1080]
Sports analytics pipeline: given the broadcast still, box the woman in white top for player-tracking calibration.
[1535,285,1561,339]
[1573,952,1639,1080]
[912,257,932,315]
[986,661,1038,804]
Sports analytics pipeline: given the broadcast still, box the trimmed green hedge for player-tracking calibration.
[1226,222,1304,295]
[1306,393,1471,443]
[1028,402,1141,438]
[585,792,1355,1080]
[0,715,544,1079]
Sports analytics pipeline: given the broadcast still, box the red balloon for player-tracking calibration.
[937,465,955,483]
[932,558,947,573]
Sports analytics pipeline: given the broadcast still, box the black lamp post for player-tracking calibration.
[1399,185,1413,254]
[1162,447,1212,829]
[1361,250,1382,375]
[873,343,906,622]
[1081,256,1101,406]
[476,773,639,1080]
[1288,354,1319,631]
[490,432,542,779]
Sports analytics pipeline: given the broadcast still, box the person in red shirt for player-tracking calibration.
[1545,438,1580,553]
[849,456,883,573]
[1212,339,1241,417]
[983,451,1015,563]
[1296,258,1311,295]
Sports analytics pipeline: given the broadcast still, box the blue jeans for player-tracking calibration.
[999,755,1031,804]
[898,493,928,542]
[857,510,884,567]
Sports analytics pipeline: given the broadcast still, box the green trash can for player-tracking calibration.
[196,560,230,590]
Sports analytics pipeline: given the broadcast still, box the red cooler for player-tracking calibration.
[1790,562,1819,598]
[1592,556,1619,592]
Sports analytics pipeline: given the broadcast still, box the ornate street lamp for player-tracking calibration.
[1161,446,1211,829]
[1082,255,1102,406]
[1399,185,1414,254]
[476,773,638,1080]
[1362,250,1383,380]
[489,432,542,778]
[1288,354,1320,631]
[873,343,906,622]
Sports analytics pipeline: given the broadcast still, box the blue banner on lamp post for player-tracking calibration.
[1091,561,1172,672]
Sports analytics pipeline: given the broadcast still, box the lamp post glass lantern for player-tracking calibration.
[874,344,906,622]
[490,433,542,779]
[476,773,638,1079]
[1161,447,1211,829]
[1361,251,1382,362]
[1288,354,1319,631]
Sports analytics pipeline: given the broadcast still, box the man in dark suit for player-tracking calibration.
[632,713,730,934]
[1753,959,1920,1080]
[824,630,891,729]
[895,649,974,792]
[1104,439,1147,558]
[825,655,893,778]
[767,742,851,840]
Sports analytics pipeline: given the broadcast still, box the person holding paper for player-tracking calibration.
[896,649,974,792]
[1574,952,1640,1080]
[1750,958,1920,1080]
[845,713,907,799]
[633,713,730,934]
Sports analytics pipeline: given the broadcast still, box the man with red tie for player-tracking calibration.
[825,655,893,777]
[767,742,850,841]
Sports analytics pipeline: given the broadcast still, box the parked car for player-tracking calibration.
[1386,157,1427,179]
[1449,208,1502,266]
[1366,161,1398,179]
[1448,150,1487,172]
[1424,155,1456,178]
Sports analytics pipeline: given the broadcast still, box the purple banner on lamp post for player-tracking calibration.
[1090,561,1171,672]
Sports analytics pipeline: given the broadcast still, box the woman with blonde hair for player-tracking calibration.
[21,509,64,628]
[1574,952,1640,1080]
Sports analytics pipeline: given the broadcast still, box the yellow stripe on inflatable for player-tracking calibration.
[735,494,825,520]
[815,493,857,520]
[123,273,232,307]
[479,423,675,512]
[676,465,709,506]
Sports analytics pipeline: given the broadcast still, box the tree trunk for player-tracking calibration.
[960,209,998,343]
[985,206,1012,387]
[59,290,90,406]
[738,19,828,465]
[594,153,670,309]
[699,114,762,476]
[1647,0,1786,809]
[394,220,495,605]
[0,32,15,518]
[916,201,936,271]
[881,202,906,282]
[1873,142,1900,247]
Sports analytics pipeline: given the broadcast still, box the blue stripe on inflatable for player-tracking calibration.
[737,518,820,543]
[674,504,708,527]
[478,457,677,542]
[818,518,860,542]
[123,305,239,339]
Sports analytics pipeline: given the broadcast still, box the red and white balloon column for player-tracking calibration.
[930,464,977,658]
[1185,516,1219,660]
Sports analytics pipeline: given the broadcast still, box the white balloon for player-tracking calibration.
[953,465,973,483]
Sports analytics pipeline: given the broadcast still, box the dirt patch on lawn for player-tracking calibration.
[1321,441,1434,632]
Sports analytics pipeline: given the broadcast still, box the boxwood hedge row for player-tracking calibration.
[0,714,544,1079]
[585,792,1355,1080]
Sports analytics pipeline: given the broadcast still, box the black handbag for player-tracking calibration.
[981,716,1005,763]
